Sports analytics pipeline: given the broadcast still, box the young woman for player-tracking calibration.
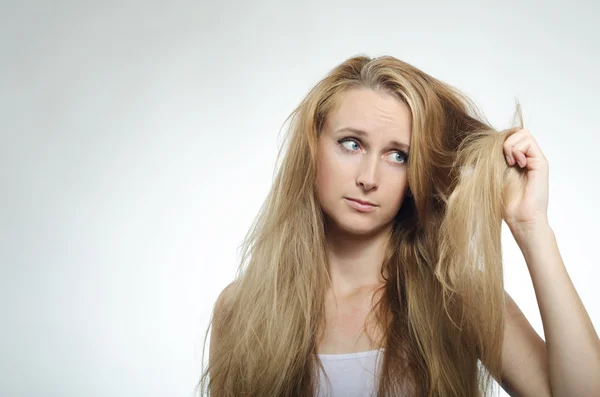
[197,55,600,396]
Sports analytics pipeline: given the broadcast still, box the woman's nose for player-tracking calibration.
[356,158,378,191]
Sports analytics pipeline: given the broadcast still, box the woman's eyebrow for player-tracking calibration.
[334,126,410,151]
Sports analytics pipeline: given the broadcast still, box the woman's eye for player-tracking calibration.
[388,151,408,164]
[338,138,408,164]
[339,138,360,152]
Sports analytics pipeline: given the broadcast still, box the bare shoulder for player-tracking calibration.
[212,280,240,330]
[214,280,238,312]
[210,281,239,362]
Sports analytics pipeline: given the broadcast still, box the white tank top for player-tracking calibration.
[316,348,384,397]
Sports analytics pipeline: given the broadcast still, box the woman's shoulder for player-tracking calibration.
[214,280,239,312]
[211,281,239,345]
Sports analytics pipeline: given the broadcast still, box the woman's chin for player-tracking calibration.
[333,220,381,237]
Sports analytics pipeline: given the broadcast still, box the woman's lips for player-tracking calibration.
[344,198,377,212]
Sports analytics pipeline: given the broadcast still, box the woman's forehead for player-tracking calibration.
[325,90,412,146]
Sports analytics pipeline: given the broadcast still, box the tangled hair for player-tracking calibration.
[195,55,528,397]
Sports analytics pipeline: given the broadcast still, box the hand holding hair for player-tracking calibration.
[502,128,550,240]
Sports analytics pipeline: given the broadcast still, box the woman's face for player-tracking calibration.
[316,88,412,236]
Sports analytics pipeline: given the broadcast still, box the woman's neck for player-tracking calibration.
[324,222,392,296]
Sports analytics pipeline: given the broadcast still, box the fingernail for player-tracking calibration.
[517,159,523,167]
[505,155,511,164]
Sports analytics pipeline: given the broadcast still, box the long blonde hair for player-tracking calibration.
[196,55,527,397]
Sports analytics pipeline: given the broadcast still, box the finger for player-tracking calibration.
[511,141,531,168]
[503,128,529,164]
[512,137,543,168]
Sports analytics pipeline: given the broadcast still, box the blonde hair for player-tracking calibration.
[196,55,527,397]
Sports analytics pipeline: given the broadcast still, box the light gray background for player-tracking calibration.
[1,1,598,396]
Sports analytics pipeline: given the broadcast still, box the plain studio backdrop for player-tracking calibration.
[1,1,598,396]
